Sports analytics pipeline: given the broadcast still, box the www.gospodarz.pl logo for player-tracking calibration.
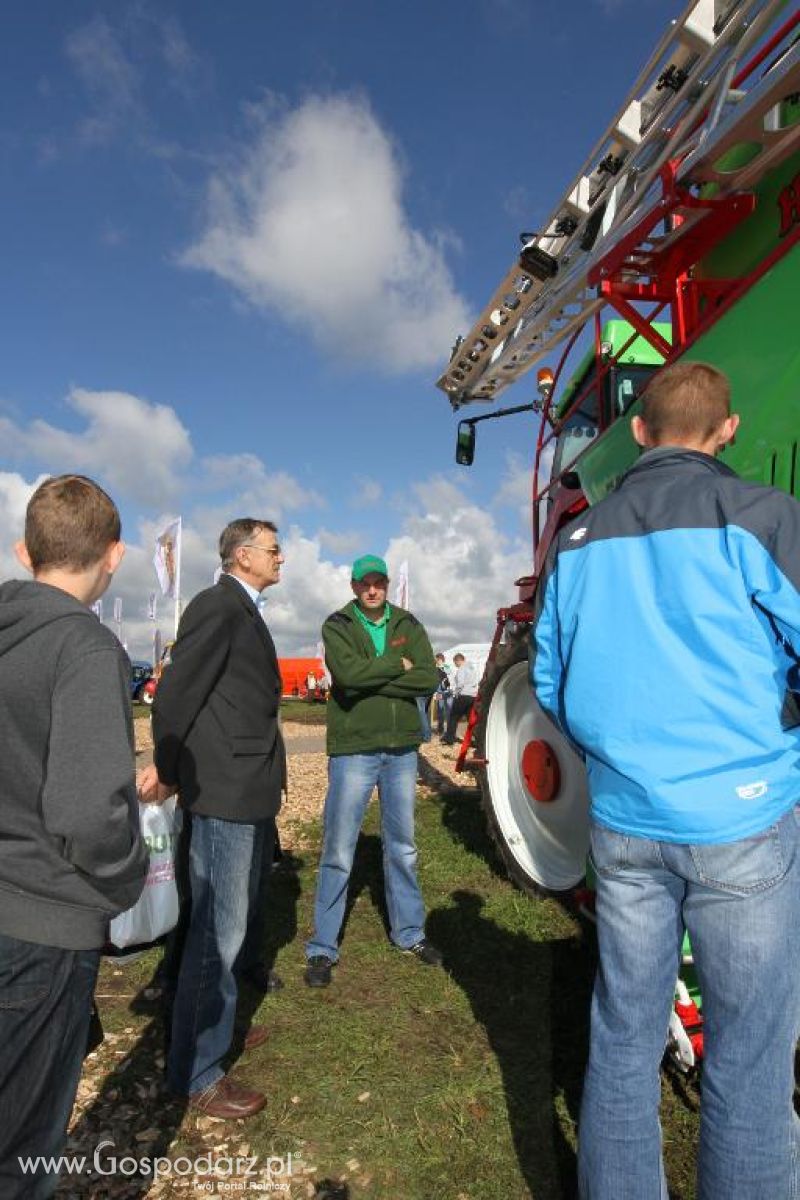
[19,1142,299,1192]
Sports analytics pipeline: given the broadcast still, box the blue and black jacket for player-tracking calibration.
[532,447,800,844]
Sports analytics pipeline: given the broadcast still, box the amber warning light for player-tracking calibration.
[534,367,554,412]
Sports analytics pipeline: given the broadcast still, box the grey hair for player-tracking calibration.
[218,518,278,568]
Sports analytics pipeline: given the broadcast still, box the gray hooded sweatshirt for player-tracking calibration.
[0,579,148,950]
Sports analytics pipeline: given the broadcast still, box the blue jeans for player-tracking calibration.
[416,697,432,743]
[0,933,100,1198]
[159,815,276,992]
[434,691,452,735]
[578,809,800,1200]
[306,750,426,960]
[167,815,267,1095]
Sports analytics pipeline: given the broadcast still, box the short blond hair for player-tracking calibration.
[640,361,730,444]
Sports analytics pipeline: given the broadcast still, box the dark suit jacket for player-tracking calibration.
[152,573,285,822]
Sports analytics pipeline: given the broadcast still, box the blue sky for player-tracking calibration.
[0,0,667,656]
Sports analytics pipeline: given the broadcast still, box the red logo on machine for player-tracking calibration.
[777,173,800,238]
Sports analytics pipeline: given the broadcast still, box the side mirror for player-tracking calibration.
[456,421,476,466]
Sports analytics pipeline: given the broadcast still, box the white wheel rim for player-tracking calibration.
[667,1010,695,1072]
[485,660,589,891]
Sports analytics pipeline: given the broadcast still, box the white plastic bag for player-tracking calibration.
[109,797,181,949]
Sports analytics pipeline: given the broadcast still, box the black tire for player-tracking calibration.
[474,628,589,898]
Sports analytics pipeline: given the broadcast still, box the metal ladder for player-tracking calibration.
[437,0,800,407]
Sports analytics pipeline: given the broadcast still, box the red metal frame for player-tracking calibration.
[532,325,585,551]
[454,20,800,777]
[590,163,757,351]
[458,221,800,774]
[729,8,800,93]
[454,603,532,773]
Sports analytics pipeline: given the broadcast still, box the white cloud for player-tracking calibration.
[0,472,47,582]
[0,388,193,509]
[199,453,323,515]
[316,527,365,556]
[99,222,127,247]
[503,184,533,222]
[65,15,140,146]
[494,443,556,539]
[494,450,534,530]
[110,520,348,660]
[0,421,527,667]
[350,476,383,507]
[113,475,529,661]
[262,528,351,653]
[384,477,529,649]
[0,388,323,524]
[64,12,203,151]
[152,14,200,82]
[181,93,472,372]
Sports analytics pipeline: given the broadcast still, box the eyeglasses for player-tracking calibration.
[240,543,282,558]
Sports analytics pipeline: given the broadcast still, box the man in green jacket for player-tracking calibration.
[304,555,442,987]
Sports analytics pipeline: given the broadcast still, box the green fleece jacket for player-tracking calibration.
[322,601,438,755]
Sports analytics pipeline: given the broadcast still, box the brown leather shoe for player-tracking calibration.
[243,1023,269,1051]
[186,1076,266,1119]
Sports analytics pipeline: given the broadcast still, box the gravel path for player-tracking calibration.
[132,720,474,853]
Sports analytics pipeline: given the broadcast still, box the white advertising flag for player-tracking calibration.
[393,560,410,609]
[153,518,182,600]
[91,598,103,621]
[113,597,123,624]
[147,591,157,621]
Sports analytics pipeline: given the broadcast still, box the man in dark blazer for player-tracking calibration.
[147,518,285,1118]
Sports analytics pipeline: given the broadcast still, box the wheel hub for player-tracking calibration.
[521,739,560,803]
[483,657,589,892]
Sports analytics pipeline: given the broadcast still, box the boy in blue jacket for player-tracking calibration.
[533,362,800,1200]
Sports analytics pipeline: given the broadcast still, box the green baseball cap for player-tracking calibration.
[351,554,388,581]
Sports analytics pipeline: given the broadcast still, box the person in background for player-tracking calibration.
[304,554,442,987]
[416,694,433,742]
[0,475,147,1198]
[140,519,286,1120]
[442,652,478,745]
[432,652,453,737]
[533,362,800,1200]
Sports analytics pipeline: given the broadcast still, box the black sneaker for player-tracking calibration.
[404,939,443,967]
[304,955,333,988]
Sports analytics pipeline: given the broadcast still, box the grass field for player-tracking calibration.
[131,699,328,725]
[278,699,328,725]
[72,767,701,1199]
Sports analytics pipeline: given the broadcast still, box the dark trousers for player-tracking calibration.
[0,932,100,1199]
[444,694,475,743]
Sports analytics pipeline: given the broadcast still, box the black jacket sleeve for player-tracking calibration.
[153,594,233,785]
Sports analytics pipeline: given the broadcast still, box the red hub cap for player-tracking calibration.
[521,739,561,803]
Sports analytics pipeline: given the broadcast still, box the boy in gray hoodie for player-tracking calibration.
[0,474,148,1199]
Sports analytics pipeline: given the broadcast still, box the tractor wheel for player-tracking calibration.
[474,629,590,897]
